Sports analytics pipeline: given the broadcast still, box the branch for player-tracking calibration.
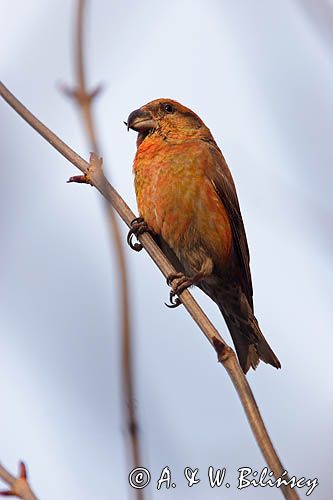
[62,0,144,491]
[0,82,299,500]
[0,462,37,500]
[61,0,102,153]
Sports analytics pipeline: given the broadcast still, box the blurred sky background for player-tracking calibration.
[1,1,332,498]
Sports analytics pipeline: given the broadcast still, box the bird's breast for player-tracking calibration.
[133,139,233,266]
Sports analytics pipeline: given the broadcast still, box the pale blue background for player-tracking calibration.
[1,1,332,498]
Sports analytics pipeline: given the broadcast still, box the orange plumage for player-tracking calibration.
[127,99,280,373]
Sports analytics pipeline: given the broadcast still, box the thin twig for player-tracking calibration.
[0,82,299,499]
[62,0,143,490]
[0,462,37,500]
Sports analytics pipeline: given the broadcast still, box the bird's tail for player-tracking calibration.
[214,288,281,373]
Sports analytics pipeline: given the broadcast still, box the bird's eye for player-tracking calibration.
[163,103,174,113]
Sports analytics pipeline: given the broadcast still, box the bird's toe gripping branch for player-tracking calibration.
[127,217,149,252]
[166,271,206,308]
[165,272,184,308]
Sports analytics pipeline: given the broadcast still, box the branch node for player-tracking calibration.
[59,83,103,106]
[0,461,36,499]
[67,152,102,185]
[212,336,233,364]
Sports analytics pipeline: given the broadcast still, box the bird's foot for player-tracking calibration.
[127,217,149,252]
[165,271,204,308]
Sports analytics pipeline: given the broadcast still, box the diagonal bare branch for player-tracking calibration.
[0,81,299,499]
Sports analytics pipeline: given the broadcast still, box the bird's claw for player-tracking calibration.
[127,217,149,252]
[165,270,205,308]
[165,290,182,308]
[165,272,193,308]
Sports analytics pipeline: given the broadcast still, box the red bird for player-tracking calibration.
[127,99,281,373]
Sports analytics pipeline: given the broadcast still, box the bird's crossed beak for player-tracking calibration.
[126,108,156,133]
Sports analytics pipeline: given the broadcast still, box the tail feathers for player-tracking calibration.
[249,315,281,370]
[222,311,281,373]
[223,315,260,373]
[199,282,281,374]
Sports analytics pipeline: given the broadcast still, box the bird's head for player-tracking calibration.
[126,98,212,147]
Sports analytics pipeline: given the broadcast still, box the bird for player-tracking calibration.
[126,98,281,373]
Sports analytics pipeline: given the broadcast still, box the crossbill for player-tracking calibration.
[127,99,281,373]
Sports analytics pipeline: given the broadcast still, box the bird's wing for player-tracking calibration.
[205,141,254,309]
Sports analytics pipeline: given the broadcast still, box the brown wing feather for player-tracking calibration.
[205,141,254,309]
